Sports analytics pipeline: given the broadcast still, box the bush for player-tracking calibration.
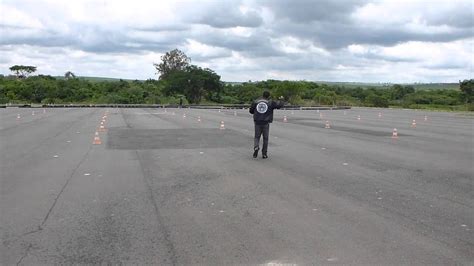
[220,95,238,104]
[432,96,458,105]
[468,103,474,111]
[365,94,389,107]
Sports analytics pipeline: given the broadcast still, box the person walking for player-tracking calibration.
[249,91,285,159]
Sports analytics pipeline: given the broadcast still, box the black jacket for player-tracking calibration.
[249,97,284,124]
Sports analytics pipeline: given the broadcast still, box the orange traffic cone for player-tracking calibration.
[197,116,201,122]
[17,114,21,120]
[325,120,331,129]
[183,113,186,118]
[220,121,225,130]
[392,128,398,139]
[411,119,416,128]
[283,115,288,122]
[98,121,106,132]
[93,132,102,145]
[357,115,361,121]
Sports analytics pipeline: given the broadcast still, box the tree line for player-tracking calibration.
[1,50,472,111]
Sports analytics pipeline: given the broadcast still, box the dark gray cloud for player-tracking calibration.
[269,19,473,50]
[194,10,262,28]
[262,0,365,23]
[255,0,474,50]
[185,1,263,28]
[0,26,72,47]
[421,1,474,28]
[0,24,186,54]
[193,30,284,58]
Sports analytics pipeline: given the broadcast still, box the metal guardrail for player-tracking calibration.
[2,103,351,110]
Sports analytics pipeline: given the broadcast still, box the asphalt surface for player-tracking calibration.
[1,107,473,265]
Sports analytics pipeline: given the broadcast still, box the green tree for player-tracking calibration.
[273,81,305,104]
[9,65,37,79]
[459,79,473,103]
[391,84,415,100]
[235,83,262,103]
[153,49,191,80]
[164,65,222,104]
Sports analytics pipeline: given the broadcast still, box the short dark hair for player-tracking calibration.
[262,91,270,99]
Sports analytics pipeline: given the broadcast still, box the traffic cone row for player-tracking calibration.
[93,111,108,145]
[175,113,231,129]
[162,109,430,140]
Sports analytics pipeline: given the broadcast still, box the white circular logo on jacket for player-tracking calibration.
[256,102,268,114]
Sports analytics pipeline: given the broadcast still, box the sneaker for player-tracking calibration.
[253,149,259,158]
[262,153,268,159]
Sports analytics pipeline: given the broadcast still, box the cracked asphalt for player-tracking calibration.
[1,107,473,265]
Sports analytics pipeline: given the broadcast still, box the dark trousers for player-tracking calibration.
[254,123,270,154]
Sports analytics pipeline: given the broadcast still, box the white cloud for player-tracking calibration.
[184,39,232,61]
[352,0,471,27]
[0,5,43,29]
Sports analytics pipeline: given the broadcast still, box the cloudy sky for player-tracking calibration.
[1,0,472,82]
